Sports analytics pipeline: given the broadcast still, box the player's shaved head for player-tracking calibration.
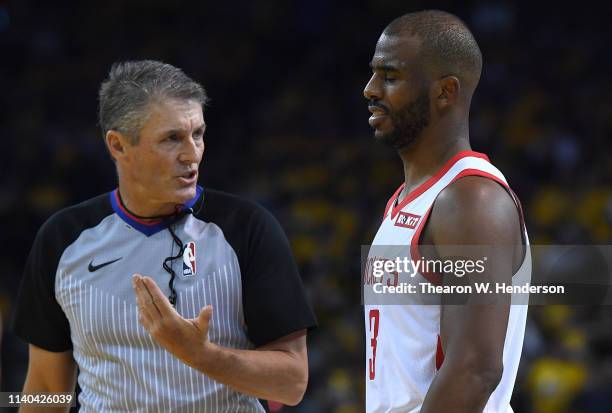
[384,10,482,97]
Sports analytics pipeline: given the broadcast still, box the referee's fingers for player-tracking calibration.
[133,274,163,317]
[133,274,157,323]
[138,274,176,318]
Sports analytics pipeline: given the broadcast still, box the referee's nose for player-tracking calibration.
[178,135,204,165]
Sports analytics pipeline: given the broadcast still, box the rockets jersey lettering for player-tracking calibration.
[364,151,531,413]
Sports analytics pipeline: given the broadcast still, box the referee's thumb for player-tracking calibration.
[197,305,213,332]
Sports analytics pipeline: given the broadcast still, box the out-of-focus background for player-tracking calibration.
[1,1,611,412]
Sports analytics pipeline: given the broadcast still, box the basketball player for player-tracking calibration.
[363,11,530,412]
[12,60,316,412]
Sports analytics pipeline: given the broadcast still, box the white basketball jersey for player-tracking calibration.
[364,151,530,413]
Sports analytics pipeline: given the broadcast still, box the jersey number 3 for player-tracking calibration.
[369,309,380,380]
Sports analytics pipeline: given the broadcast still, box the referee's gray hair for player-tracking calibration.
[98,60,208,144]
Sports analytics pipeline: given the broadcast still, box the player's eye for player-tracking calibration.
[384,74,397,83]
[165,134,180,142]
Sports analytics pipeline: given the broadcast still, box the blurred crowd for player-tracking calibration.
[1,1,611,412]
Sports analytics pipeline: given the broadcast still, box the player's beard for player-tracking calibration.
[376,92,430,150]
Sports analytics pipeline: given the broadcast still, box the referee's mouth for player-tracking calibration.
[176,170,198,185]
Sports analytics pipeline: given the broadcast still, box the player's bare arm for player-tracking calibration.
[133,274,308,406]
[420,176,523,413]
[19,345,77,413]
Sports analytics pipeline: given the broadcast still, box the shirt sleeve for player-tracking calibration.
[11,216,72,352]
[241,206,317,347]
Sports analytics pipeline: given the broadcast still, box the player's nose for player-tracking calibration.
[363,74,382,101]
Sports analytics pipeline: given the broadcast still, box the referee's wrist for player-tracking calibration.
[196,341,222,374]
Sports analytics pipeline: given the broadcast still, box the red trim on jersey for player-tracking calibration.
[507,187,526,234]
[436,335,445,370]
[409,205,442,285]
[390,151,490,219]
[383,184,406,219]
[452,169,508,189]
[113,191,163,226]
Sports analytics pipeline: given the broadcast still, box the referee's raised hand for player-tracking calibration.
[133,273,215,369]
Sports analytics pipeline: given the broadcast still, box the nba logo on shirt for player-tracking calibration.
[183,242,197,277]
[395,212,421,229]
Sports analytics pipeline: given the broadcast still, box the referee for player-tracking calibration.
[12,60,316,412]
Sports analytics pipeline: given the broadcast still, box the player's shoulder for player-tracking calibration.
[437,175,512,209]
[430,176,519,243]
[36,192,114,246]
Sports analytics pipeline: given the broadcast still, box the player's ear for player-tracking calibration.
[433,75,460,110]
[106,130,129,160]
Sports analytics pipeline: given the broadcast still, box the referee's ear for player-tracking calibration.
[105,129,127,161]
